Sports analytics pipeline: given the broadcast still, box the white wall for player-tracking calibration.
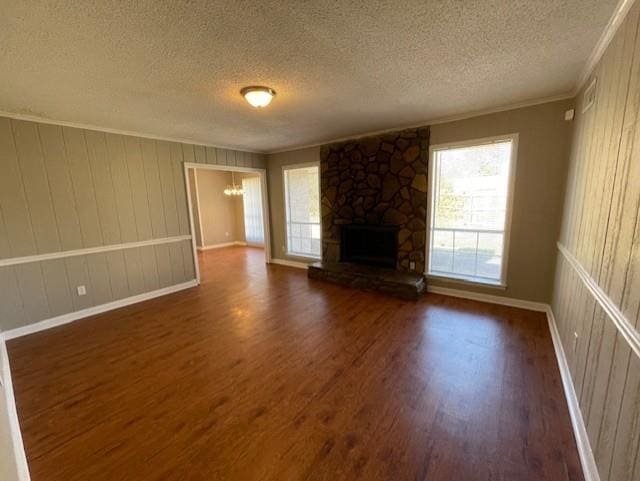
[0,336,23,481]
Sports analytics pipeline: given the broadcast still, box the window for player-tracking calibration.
[283,164,321,258]
[242,176,264,245]
[427,136,516,286]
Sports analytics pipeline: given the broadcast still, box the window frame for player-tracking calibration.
[425,133,518,288]
[281,161,322,260]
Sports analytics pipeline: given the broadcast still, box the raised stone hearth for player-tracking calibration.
[308,261,426,300]
[320,126,430,273]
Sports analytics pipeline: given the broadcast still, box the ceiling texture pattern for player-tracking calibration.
[0,0,619,152]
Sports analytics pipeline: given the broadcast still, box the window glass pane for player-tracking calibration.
[429,140,513,284]
[284,165,321,257]
[241,176,264,244]
[478,232,503,258]
[477,254,502,279]
[430,230,453,273]
[433,141,511,231]
[452,231,477,277]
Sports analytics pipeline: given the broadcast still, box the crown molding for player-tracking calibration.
[269,0,636,158]
[3,2,631,156]
[575,0,637,93]
[268,92,574,154]
[0,110,266,154]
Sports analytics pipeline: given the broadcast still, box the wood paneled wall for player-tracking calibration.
[552,4,640,481]
[0,117,266,331]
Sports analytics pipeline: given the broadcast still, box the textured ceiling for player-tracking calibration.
[0,0,618,152]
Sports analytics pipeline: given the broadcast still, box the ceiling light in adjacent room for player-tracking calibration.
[241,86,276,108]
[224,172,244,196]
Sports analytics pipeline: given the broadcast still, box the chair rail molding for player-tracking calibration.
[0,235,192,268]
[557,242,640,358]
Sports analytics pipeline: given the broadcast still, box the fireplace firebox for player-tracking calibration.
[341,224,398,269]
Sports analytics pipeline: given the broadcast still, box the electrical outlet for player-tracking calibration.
[583,77,597,113]
[225,231,230,237]
[77,285,87,296]
[410,261,416,270]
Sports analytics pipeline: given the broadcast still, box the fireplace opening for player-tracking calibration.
[341,224,398,269]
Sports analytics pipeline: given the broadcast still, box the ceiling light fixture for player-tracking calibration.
[224,172,244,196]
[241,86,276,108]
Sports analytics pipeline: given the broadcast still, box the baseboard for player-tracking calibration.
[425,283,598,481]
[546,307,601,481]
[197,241,246,251]
[269,258,310,269]
[3,280,198,340]
[0,335,31,481]
[198,241,247,252]
[0,273,596,481]
[426,285,548,312]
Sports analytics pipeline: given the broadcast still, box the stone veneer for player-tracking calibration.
[320,126,430,273]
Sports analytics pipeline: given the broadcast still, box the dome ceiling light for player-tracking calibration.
[241,86,276,108]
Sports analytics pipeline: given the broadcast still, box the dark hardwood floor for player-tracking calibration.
[8,247,583,481]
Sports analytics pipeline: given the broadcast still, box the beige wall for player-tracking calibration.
[0,116,266,331]
[428,99,574,302]
[192,169,245,246]
[551,4,640,481]
[266,147,320,263]
[266,100,573,301]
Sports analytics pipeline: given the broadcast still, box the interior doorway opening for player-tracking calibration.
[184,163,271,283]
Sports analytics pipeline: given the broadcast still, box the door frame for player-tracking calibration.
[183,162,272,284]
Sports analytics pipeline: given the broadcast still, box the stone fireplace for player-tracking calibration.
[319,126,430,273]
[308,126,429,299]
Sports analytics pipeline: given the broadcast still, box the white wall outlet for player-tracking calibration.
[409,261,416,270]
[564,109,575,121]
[583,77,597,113]
[77,285,87,296]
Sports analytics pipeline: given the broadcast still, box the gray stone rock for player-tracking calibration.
[319,125,430,274]
[382,208,409,225]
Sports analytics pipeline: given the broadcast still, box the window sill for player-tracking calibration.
[426,273,507,290]
[285,252,321,261]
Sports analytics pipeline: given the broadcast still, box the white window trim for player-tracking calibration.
[425,133,519,288]
[282,161,322,260]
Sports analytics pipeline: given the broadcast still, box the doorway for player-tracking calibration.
[183,163,271,283]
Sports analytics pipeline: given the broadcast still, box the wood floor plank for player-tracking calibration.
[7,247,583,481]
